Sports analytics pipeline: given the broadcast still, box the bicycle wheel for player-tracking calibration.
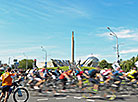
[101,88,116,101]
[81,86,95,99]
[127,84,138,95]
[13,87,29,102]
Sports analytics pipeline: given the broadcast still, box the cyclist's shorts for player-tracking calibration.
[2,85,11,94]
[102,75,110,80]
[127,75,134,79]
[28,76,34,80]
[52,75,56,80]
[77,75,82,80]
[34,78,42,81]
[132,73,138,80]
[60,78,67,82]
[113,76,122,82]
[89,78,99,85]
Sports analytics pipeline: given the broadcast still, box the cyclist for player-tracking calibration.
[75,68,89,88]
[26,68,44,89]
[101,68,113,84]
[88,66,103,93]
[55,67,62,77]
[0,67,5,76]
[26,68,35,86]
[59,69,73,91]
[127,67,138,85]
[33,68,44,89]
[112,67,124,87]
[132,69,138,86]
[0,67,16,102]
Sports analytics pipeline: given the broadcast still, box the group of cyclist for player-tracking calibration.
[0,65,138,102]
[24,65,138,93]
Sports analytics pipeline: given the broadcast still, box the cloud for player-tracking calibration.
[3,1,52,21]
[76,54,101,61]
[1,0,89,22]
[0,46,39,56]
[98,27,138,40]
[37,0,89,18]
[0,46,56,56]
[116,29,137,38]
[120,48,138,54]
[58,6,89,17]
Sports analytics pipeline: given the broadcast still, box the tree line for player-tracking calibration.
[16,55,138,72]
[98,55,138,72]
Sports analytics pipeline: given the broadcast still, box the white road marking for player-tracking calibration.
[121,95,130,97]
[66,95,70,97]
[46,91,51,93]
[55,93,61,95]
[86,99,95,102]
[70,89,76,91]
[56,97,67,100]
[92,96,101,98]
[74,96,82,99]
[37,98,48,101]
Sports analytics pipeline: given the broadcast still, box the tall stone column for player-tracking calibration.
[71,31,74,64]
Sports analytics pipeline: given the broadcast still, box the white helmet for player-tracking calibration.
[0,67,4,70]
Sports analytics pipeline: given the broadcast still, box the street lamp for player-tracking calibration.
[23,53,28,70]
[8,57,11,65]
[107,27,120,63]
[41,46,47,68]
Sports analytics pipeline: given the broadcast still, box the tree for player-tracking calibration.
[18,59,34,70]
[130,56,135,67]
[135,55,138,62]
[98,59,109,69]
[107,63,112,68]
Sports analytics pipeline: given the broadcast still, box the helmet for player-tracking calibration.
[68,69,73,73]
[41,68,45,72]
[0,67,4,70]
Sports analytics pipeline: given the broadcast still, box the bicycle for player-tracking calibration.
[80,78,117,101]
[0,79,29,102]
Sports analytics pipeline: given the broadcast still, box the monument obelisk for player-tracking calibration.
[71,31,74,64]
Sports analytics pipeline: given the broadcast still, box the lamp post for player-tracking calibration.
[107,27,120,63]
[41,46,47,68]
[8,57,11,65]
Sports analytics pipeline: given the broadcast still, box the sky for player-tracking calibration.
[0,0,138,64]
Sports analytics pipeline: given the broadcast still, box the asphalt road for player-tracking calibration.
[8,88,138,102]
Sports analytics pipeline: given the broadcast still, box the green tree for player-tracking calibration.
[120,61,126,72]
[107,63,112,68]
[98,59,109,69]
[125,60,132,72]
[18,59,34,70]
[135,55,138,62]
[130,56,135,67]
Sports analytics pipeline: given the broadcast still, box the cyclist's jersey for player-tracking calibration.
[55,70,61,76]
[113,70,123,77]
[127,70,137,79]
[0,71,4,76]
[33,70,42,79]
[1,72,15,86]
[27,69,34,77]
[59,72,69,79]
[88,69,100,78]
[75,71,84,76]
[43,70,49,77]
[102,69,112,76]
